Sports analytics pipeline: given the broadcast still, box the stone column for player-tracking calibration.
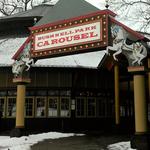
[128,66,148,150]
[16,84,26,128]
[114,64,120,125]
[134,74,147,133]
[10,77,31,137]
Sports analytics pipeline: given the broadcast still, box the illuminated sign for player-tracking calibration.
[30,11,109,58]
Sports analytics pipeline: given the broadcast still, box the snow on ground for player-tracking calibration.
[0,132,83,150]
[107,141,136,150]
[0,132,136,150]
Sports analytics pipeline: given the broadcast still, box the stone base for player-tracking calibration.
[10,128,28,138]
[131,133,150,150]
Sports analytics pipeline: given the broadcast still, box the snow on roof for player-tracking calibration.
[0,36,27,66]
[35,50,106,69]
[0,36,105,68]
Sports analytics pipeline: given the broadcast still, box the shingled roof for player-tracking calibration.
[35,0,99,26]
[0,4,53,23]
[0,4,54,32]
[0,4,53,31]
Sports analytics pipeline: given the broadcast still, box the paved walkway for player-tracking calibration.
[31,134,131,150]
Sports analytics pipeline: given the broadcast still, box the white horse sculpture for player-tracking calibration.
[105,25,147,65]
[12,53,34,77]
[21,54,34,71]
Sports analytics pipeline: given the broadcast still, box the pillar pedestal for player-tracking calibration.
[128,66,149,150]
[10,77,31,137]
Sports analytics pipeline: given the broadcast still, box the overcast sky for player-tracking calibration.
[85,0,106,9]
[86,0,150,33]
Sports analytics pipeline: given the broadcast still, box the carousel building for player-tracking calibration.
[0,0,150,149]
[0,0,116,132]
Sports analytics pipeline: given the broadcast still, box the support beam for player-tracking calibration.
[114,64,120,125]
[133,74,147,134]
[10,77,31,137]
[16,84,26,128]
[128,66,149,150]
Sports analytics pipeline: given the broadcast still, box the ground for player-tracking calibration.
[31,133,131,150]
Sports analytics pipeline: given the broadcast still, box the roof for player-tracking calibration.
[12,36,31,60]
[30,9,116,31]
[0,36,27,66]
[35,0,100,26]
[0,4,53,22]
[35,50,106,69]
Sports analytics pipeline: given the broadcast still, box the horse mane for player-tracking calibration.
[125,38,135,45]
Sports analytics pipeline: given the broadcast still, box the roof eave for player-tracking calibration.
[12,36,31,60]
[110,17,150,42]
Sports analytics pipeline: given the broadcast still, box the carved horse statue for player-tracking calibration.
[12,52,34,77]
[105,25,147,65]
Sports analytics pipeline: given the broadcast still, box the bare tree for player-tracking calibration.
[0,0,53,16]
[109,0,150,33]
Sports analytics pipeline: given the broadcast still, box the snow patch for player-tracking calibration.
[107,141,136,150]
[0,132,84,150]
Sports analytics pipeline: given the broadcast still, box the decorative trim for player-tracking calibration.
[13,78,31,83]
[128,66,146,72]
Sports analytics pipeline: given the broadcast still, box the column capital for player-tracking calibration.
[127,66,147,74]
[13,77,31,84]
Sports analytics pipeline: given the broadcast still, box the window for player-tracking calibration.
[7,97,16,117]
[48,97,58,117]
[87,97,96,117]
[0,97,6,118]
[76,97,86,117]
[35,97,46,117]
[60,97,70,117]
[25,97,34,117]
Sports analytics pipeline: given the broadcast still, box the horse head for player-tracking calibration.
[111,25,127,41]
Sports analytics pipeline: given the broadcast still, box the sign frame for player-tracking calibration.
[30,10,109,59]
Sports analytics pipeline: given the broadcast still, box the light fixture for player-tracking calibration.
[105,0,109,9]
[34,17,37,24]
